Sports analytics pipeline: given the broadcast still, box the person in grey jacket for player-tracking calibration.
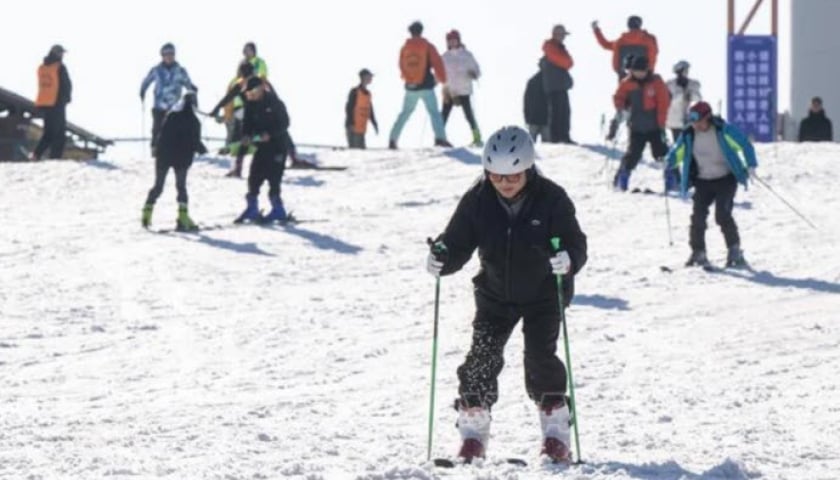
[140,43,197,151]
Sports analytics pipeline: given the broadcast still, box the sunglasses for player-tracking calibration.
[487,171,524,183]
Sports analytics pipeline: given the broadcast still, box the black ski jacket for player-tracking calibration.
[156,105,207,168]
[437,172,587,306]
[798,110,833,142]
[242,91,290,156]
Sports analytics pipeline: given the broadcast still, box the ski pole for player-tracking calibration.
[751,172,818,231]
[426,275,441,461]
[664,174,674,246]
[550,237,582,464]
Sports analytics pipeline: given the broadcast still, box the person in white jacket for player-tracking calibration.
[441,29,483,146]
[666,60,702,141]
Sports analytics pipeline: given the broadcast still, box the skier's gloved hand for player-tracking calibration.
[591,20,599,29]
[659,129,669,146]
[549,251,572,275]
[426,237,448,278]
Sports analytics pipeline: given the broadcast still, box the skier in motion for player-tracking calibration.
[665,101,758,268]
[426,125,587,463]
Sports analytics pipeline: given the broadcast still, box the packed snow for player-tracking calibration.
[1,141,839,479]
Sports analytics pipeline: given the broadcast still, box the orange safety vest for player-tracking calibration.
[352,88,372,134]
[35,63,60,107]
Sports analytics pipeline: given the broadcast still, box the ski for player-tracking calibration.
[432,457,527,468]
[287,162,348,171]
[147,223,228,234]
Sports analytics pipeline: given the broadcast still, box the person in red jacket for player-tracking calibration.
[539,24,575,144]
[611,55,670,191]
[592,15,658,81]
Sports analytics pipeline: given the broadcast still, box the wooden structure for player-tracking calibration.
[0,85,112,161]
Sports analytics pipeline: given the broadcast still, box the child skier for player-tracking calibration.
[665,60,702,142]
[426,125,588,463]
[141,89,207,231]
[234,77,291,224]
[441,29,482,146]
[665,101,758,268]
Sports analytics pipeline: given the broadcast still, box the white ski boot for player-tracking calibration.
[457,406,491,463]
[540,403,572,463]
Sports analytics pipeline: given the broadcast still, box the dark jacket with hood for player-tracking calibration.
[155,97,207,168]
[524,72,548,126]
[243,90,291,156]
[798,110,833,142]
[436,170,587,307]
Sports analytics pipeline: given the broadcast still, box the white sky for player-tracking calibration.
[0,0,791,151]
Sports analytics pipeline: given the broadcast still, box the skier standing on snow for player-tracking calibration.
[233,77,292,224]
[524,71,550,142]
[539,24,575,144]
[345,68,379,149]
[388,21,452,149]
[32,44,72,161]
[441,29,483,147]
[242,42,268,79]
[665,60,702,142]
[427,125,587,463]
[592,16,658,140]
[798,96,833,142]
[140,43,197,152]
[218,61,256,177]
[665,101,757,268]
[141,89,207,231]
[611,55,670,192]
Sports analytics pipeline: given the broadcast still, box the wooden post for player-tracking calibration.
[739,0,766,35]
[728,0,735,35]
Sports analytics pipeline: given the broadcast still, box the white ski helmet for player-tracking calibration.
[482,126,535,175]
[673,60,690,73]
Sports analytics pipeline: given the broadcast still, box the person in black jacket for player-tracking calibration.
[234,77,291,223]
[426,125,587,463]
[32,45,72,160]
[798,96,833,142]
[141,90,207,231]
[524,71,549,142]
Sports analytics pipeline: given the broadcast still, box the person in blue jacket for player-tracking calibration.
[140,43,198,151]
[665,101,757,268]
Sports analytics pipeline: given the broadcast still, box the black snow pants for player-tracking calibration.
[146,155,189,205]
[33,105,67,160]
[248,146,285,198]
[457,290,567,410]
[690,174,740,251]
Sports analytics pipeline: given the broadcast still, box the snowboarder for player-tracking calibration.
[141,89,207,231]
[592,15,659,82]
[441,29,482,147]
[666,60,702,142]
[539,24,575,144]
[665,101,758,268]
[32,44,72,160]
[426,125,588,463]
[798,96,833,142]
[388,21,452,149]
[345,68,379,149]
[233,77,292,224]
[611,55,670,191]
[140,43,197,152]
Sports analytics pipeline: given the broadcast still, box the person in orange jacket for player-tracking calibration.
[592,15,658,81]
[539,24,575,144]
[32,44,72,160]
[611,55,670,192]
[388,21,452,149]
[345,68,379,149]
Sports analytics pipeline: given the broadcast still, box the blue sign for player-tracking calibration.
[727,35,777,142]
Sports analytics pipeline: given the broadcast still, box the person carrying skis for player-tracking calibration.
[233,77,292,224]
[32,44,72,160]
[388,21,452,149]
[141,89,207,231]
[539,24,575,144]
[426,125,588,463]
[441,29,483,147]
[666,60,702,142]
[140,43,198,153]
[611,55,670,191]
[665,101,758,268]
[345,68,378,149]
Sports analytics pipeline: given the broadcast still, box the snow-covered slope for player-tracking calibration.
[1,143,839,479]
